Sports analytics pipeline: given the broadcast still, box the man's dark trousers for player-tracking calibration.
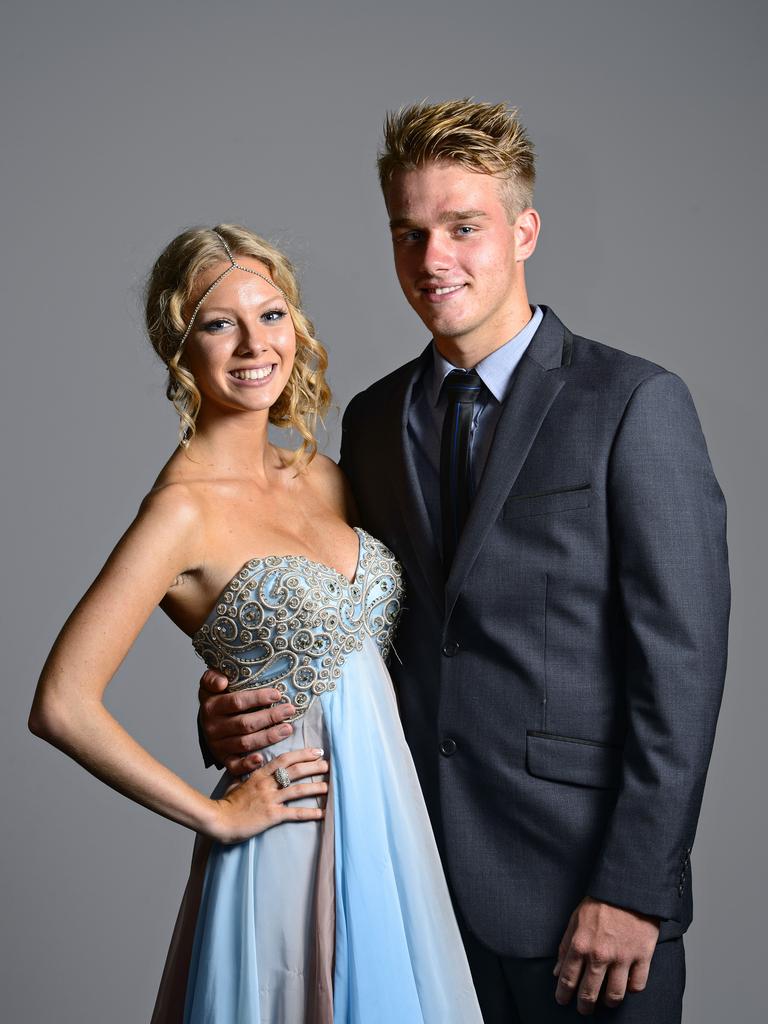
[459,910,685,1022]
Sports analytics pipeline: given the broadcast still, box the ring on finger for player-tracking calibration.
[273,766,292,789]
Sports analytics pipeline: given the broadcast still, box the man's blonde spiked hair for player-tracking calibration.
[377,99,536,218]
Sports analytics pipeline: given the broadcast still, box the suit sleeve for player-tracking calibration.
[339,392,363,481]
[198,711,221,770]
[587,371,730,921]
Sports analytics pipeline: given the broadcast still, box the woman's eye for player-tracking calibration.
[262,308,287,323]
[201,318,231,333]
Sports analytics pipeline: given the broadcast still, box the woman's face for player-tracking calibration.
[181,257,297,420]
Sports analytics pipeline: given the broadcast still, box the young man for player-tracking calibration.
[199,100,729,1021]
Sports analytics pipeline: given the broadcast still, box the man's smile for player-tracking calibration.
[419,283,467,303]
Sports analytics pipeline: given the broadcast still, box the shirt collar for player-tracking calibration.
[427,305,543,407]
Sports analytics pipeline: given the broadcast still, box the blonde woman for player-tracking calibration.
[30,226,482,1024]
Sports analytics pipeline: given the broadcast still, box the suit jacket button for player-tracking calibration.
[440,738,457,757]
[442,641,460,657]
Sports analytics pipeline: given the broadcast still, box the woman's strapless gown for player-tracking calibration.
[151,528,482,1024]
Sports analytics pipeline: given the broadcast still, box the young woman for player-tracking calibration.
[30,225,482,1023]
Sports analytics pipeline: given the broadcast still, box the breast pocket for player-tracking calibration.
[502,482,591,520]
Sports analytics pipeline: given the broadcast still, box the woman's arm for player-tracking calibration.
[29,484,327,843]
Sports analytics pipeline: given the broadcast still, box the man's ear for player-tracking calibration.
[513,208,541,262]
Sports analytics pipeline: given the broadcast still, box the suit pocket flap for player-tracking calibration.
[503,483,591,519]
[526,731,621,789]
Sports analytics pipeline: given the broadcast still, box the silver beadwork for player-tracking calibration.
[192,529,405,723]
[177,230,289,346]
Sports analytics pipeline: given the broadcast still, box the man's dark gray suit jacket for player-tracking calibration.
[339,306,730,959]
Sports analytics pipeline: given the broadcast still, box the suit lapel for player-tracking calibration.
[384,346,444,612]
[445,308,571,618]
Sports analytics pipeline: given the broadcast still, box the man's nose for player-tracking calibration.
[421,232,454,274]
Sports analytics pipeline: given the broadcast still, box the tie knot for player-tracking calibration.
[442,368,483,403]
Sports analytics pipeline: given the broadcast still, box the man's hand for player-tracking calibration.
[198,670,296,776]
[554,897,660,1015]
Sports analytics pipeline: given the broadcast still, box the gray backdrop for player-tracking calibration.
[2,1,765,1020]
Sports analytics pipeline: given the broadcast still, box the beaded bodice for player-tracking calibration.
[192,528,404,721]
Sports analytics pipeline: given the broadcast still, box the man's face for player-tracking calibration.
[385,161,531,356]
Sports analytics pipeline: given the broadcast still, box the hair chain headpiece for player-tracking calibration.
[178,230,288,345]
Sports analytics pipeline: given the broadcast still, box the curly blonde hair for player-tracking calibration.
[378,99,536,218]
[144,225,331,466]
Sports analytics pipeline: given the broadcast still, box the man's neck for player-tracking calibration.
[434,304,535,369]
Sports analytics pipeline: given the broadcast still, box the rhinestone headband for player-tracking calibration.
[178,231,288,346]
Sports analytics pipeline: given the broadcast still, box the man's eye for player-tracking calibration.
[456,225,476,235]
[394,231,423,244]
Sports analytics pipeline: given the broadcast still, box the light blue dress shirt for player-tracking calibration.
[406,305,544,542]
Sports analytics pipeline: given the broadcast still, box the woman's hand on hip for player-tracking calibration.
[210,747,328,844]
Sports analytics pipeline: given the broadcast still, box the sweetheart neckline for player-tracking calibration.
[191,527,367,641]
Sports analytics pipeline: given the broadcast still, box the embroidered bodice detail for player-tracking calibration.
[192,528,404,720]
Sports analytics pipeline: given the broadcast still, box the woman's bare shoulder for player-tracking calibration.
[138,479,202,528]
[144,451,232,524]
[304,453,357,521]
[307,451,342,478]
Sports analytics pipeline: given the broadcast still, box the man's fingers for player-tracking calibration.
[224,752,264,776]
[627,957,651,994]
[214,719,297,760]
[242,704,296,735]
[199,669,229,695]
[576,956,610,1015]
[554,919,576,977]
[552,899,660,1012]
[602,963,631,1007]
[214,706,295,742]
[554,948,584,1006]
[202,701,295,742]
[201,688,288,720]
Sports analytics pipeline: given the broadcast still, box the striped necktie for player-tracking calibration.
[440,368,483,572]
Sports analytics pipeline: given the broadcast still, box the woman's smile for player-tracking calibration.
[228,364,278,384]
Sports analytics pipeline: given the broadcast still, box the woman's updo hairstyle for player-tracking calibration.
[144,224,331,466]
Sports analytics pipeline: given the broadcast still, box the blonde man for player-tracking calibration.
[200,100,729,1022]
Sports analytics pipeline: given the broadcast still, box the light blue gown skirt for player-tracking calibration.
[158,637,481,1023]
